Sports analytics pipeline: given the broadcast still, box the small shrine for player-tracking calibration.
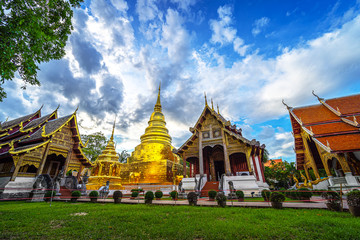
[86,122,123,190]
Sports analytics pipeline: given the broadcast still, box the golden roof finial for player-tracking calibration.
[282,99,293,110]
[211,99,214,111]
[204,92,208,106]
[110,118,116,141]
[353,115,358,125]
[154,82,162,112]
[312,90,324,102]
[217,104,220,114]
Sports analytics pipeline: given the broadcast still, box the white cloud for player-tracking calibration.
[252,17,270,36]
[170,0,197,11]
[209,5,249,56]
[2,2,360,163]
[136,0,159,22]
[160,9,191,64]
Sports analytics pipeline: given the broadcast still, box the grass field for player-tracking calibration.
[0,201,359,239]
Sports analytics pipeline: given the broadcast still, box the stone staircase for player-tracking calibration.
[59,186,72,199]
[200,181,219,197]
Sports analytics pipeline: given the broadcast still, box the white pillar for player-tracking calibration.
[199,131,204,175]
[254,155,264,182]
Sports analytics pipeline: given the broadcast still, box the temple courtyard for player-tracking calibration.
[1,201,359,239]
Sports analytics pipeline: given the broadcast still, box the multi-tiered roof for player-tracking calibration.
[285,92,360,169]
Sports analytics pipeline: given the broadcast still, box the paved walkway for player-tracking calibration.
[55,196,349,210]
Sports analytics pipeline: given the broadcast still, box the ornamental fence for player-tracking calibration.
[0,187,359,204]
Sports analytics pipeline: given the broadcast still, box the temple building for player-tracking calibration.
[0,106,92,198]
[119,85,183,188]
[285,92,360,188]
[178,96,268,195]
[86,121,123,190]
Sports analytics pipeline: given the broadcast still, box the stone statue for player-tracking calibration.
[54,167,64,194]
[79,171,89,195]
[178,180,184,193]
[30,174,53,202]
[99,181,110,199]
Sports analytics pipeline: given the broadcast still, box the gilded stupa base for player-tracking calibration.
[86,176,124,190]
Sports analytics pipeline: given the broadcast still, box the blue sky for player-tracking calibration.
[1,0,360,162]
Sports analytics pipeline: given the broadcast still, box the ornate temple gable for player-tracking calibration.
[285,93,360,173]
[0,106,42,135]
[178,97,263,155]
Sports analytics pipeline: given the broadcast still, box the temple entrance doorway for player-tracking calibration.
[203,145,225,181]
[42,153,66,178]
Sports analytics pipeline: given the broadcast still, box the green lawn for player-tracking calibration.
[0,201,359,239]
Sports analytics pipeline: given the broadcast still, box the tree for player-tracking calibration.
[0,0,83,101]
[81,132,107,162]
[118,150,129,163]
[264,160,299,189]
[262,149,269,163]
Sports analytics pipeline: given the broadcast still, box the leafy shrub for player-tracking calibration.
[170,190,178,200]
[113,191,123,199]
[44,190,56,198]
[347,190,360,207]
[261,190,271,201]
[208,190,217,199]
[187,192,198,206]
[145,191,154,204]
[216,192,227,207]
[322,190,341,211]
[235,190,244,199]
[71,190,81,198]
[89,191,99,198]
[270,192,285,203]
[131,191,139,198]
[297,188,313,200]
[321,191,340,201]
[155,190,163,199]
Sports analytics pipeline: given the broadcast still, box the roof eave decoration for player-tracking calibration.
[0,105,43,132]
[77,144,94,167]
[223,128,251,145]
[341,117,360,128]
[20,109,58,133]
[312,90,341,116]
[312,137,332,153]
[9,139,51,155]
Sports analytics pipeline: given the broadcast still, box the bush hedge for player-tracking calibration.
[89,191,99,198]
[208,190,217,199]
[155,190,163,199]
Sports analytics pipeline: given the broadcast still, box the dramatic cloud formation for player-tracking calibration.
[1,1,360,161]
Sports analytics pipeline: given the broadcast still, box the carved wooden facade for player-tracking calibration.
[0,107,92,188]
[178,99,266,183]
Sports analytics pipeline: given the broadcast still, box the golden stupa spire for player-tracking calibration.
[217,104,220,114]
[140,83,171,145]
[110,118,116,142]
[154,82,162,112]
[204,92,208,106]
[211,99,214,111]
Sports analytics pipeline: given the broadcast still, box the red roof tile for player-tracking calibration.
[325,94,360,115]
[306,122,357,136]
[316,134,360,151]
[292,104,339,125]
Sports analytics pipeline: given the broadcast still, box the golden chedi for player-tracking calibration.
[86,122,123,190]
[120,84,183,186]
